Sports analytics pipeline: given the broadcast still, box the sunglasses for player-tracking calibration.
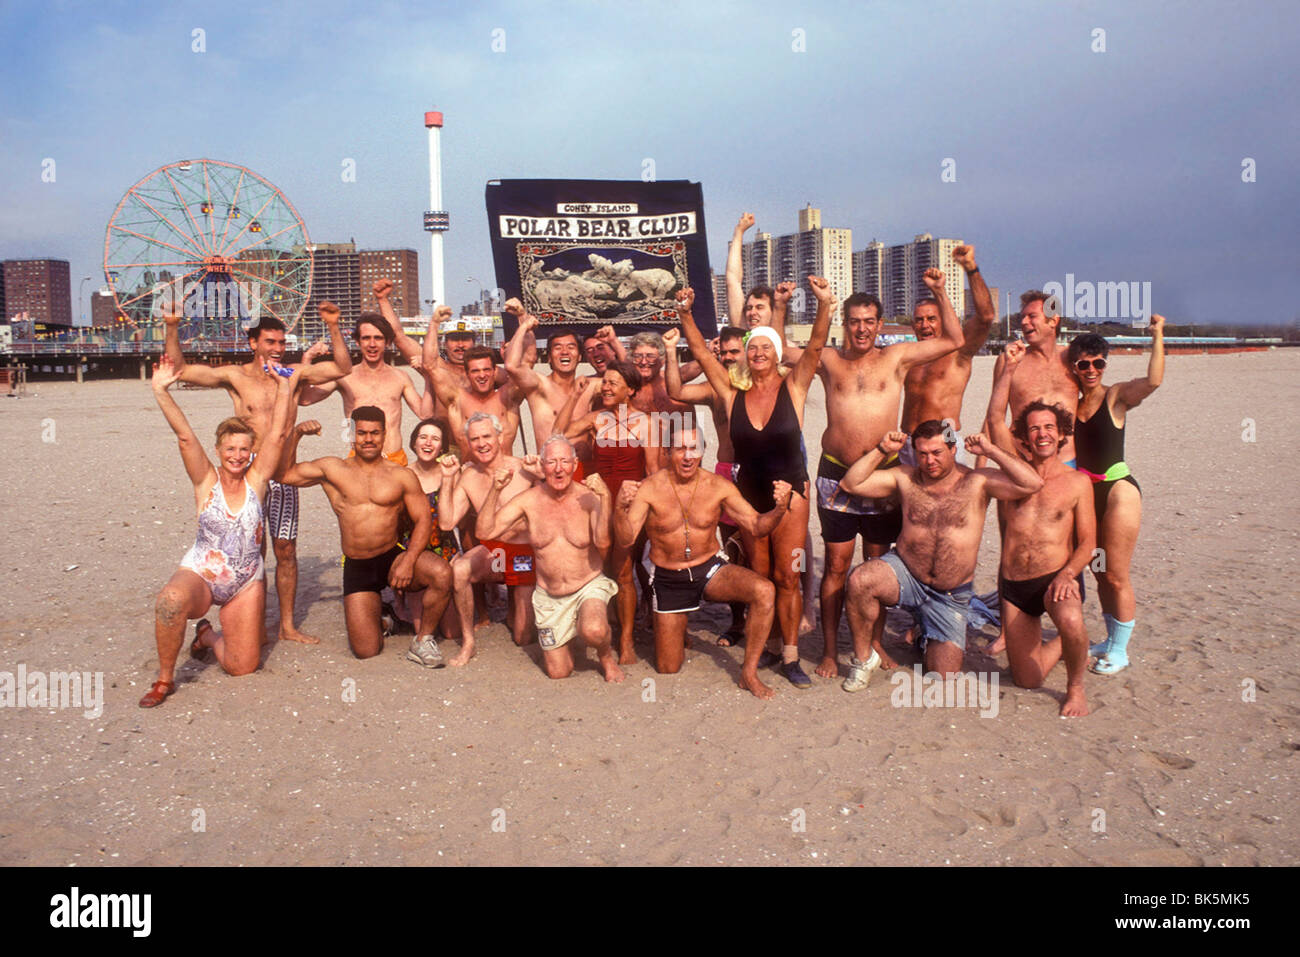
[1074,358,1107,372]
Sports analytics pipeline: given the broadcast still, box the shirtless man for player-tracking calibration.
[900,244,997,439]
[279,406,453,662]
[437,412,544,663]
[991,400,1095,717]
[838,425,1043,686]
[476,433,625,683]
[163,301,353,646]
[299,311,432,464]
[423,341,524,458]
[664,324,749,643]
[783,270,963,678]
[994,291,1081,464]
[628,331,700,419]
[505,311,595,453]
[614,422,789,699]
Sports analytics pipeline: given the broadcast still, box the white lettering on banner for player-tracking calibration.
[557,202,639,214]
[499,213,696,239]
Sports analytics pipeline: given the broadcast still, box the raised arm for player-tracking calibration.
[952,245,996,357]
[789,276,834,393]
[984,339,1024,454]
[162,306,227,388]
[1115,313,1165,411]
[583,473,612,550]
[662,328,716,404]
[503,306,544,395]
[725,212,754,326]
[375,279,421,362]
[838,432,907,499]
[966,432,1044,500]
[248,362,301,491]
[724,479,792,540]
[675,287,734,404]
[401,369,432,420]
[151,355,213,487]
[297,302,353,384]
[770,280,794,339]
[596,324,627,364]
[476,467,525,541]
[612,480,647,549]
[419,303,451,373]
[896,269,963,371]
[555,377,602,440]
[436,456,467,530]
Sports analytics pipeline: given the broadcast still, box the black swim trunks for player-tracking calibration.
[815,453,902,546]
[649,553,727,614]
[343,544,405,596]
[998,566,1086,618]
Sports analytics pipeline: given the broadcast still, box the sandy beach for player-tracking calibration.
[0,349,1296,866]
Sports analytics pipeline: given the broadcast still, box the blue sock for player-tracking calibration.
[1090,613,1116,658]
[1095,618,1134,673]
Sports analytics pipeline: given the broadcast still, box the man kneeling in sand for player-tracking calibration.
[280,406,453,662]
[438,411,545,663]
[475,433,626,683]
[614,423,789,699]
[992,400,1096,716]
[839,424,1043,688]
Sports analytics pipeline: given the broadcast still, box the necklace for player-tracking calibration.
[670,473,701,560]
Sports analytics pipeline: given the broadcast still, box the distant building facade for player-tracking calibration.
[2,259,72,325]
[853,233,966,321]
[740,206,852,322]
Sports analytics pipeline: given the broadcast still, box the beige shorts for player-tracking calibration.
[532,574,619,650]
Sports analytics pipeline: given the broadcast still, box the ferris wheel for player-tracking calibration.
[103,159,312,332]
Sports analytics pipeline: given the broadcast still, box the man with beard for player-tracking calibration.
[437,412,545,662]
[614,422,790,699]
[280,405,453,662]
[475,434,625,683]
[838,425,1042,686]
[163,300,354,647]
[785,271,964,678]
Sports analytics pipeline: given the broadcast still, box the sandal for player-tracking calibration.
[138,680,175,708]
[717,630,744,647]
[191,618,214,658]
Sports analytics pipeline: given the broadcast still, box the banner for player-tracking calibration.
[485,179,717,339]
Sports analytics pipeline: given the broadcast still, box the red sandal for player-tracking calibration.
[191,618,215,658]
[138,680,175,708]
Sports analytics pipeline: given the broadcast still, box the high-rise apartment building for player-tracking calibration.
[710,271,729,324]
[360,249,420,315]
[2,259,72,325]
[852,233,966,320]
[740,206,852,321]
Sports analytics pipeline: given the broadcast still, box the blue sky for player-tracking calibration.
[2,0,1296,324]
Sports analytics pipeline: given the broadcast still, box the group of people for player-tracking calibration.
[140,217,1165,717]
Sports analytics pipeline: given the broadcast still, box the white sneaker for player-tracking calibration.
[406,635,445,669]
[842,650,881,692]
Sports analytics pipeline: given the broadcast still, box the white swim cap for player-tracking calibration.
[743,326,783,362]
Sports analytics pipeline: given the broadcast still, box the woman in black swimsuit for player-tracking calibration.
[1067,316,1165,676]
[676,278,834,689]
